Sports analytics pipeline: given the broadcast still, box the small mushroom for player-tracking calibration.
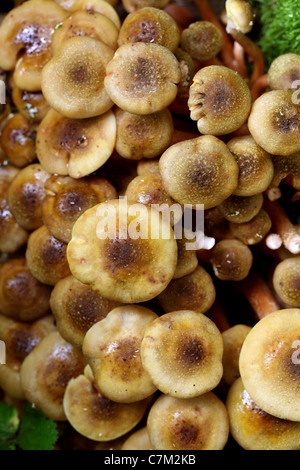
[7,163,51,231]
[188,65,252,135]
[41,36,115,119]
[147,392,229,450]
[271,152,300,191]
[273,257,300,308]
[67,199,178,303]
[218,193,264,224]
[239,308,300,421]
[57,0,121,29]
[228,208,272,245]
[222,324,252,386]
[82,305,158,403]
[63,373,149,441]
[50,275,121,349]
[121,427,152,450]
[248,90,300,156]
[118,7,180,53]
[25,225,71,285]
[0,113,37,168]
[104,42,181,115]
[0,0,68,91]
[173,231,199,279]
[0,314,56,399]
[137,158,160,176]
[210,239,253,281]
[121,0,170,14]
[180,21,223,62]
[20,330,86,421]
[141,310,223,398]
[0,258,52,322]
[42,175,117,243]
[268,53,300,91]
[227,136,274,197]
[227,377,300,450]
[11,86,50,124]
[159,135,239,209]
[115,107,173,160]
[157,265,216,314]
[51,10,119,55]
[225,0,254,34]
[36,108,116,178]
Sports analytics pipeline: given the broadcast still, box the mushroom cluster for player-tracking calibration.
[0,0,300,452]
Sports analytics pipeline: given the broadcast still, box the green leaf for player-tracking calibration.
[16,403,58,451]
[0,403,20,438]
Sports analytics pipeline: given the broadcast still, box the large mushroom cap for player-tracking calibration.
[147,392,229,450]
[239,308,300,421]
[67,199,178,303]
[141,310,223,398]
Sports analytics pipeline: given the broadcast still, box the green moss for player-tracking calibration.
[253,0,300,69]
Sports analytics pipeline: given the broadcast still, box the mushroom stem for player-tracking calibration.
[233,41,248,79]
[251,74,269,100]
[265,233,283,250]
[265,186,282,202]
[263,198,300,255]
[193,0,235,70]
[234,272,280,320]
[164,4,194,29]
[207,300,231,332]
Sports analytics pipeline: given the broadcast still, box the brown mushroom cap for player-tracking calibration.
[157,265,216,314]
[188,65,252,136]
[273,257,300,308]
[20,330,86,421]
[42,175,117,243]
[173,232,199,279]
[104,42,181,115]
[210,239,253,281]
[41,36,114,119]
[229,208,272,245]
[7,163,51,231]
[239,308,300,421]
[248,90,300,156]
[225,0,255,34]
[67,199,178,303]
[159,135,239,209]
[0,113,37,168]
[147,392,229,450]
[0,0,68,91]
[227,136,274,197]
[0,314,55,399]
[26,225,71,285]
[141,310,223,398]
[52,10,119,55]
[83,305,158,403]
[226,377,300,450]
[121,427,152,450]
[115,107,174,160]
[11,86,50,124]
[57,0,121,29]
[137,158,160,176]
[36,108,116,178]
[63,374,149,441]
[50,275,121,349]
[0,258,52,322]
[222,324,252,386]
[118,7,180,53]
[268,53,300,91]
[122,0,170,14]
[218,193,264,224]
[181,21,223,62]
[272,152,300,190]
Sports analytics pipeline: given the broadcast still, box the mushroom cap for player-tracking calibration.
[7,163,51,231]
[248,90,300,156]
[218,193,264,224]
[82,305,158,403]
[141,310,223,398]
[52,10,119,55]
[147,392,229,450]
[20,330,86,421]
[58,0,121,29]
[222,324,252,386]
[25,225,71,286]
[268,53,300,91]
[36,108,116,178]
[229,208,272,245]
[188,65,252,136]
[0,113,37,168]
[159,135,239,209]
[271,152,300,190]
[115,107,173,160]
[11,86,50,123]
[226,377,300,450]
[122,0,170,14]
[273,257,300,308]
[121,427,152,450]
[225,0,255,34]
[67,199,178,303]
[50,275,121,349]
[157,265,216,314]
[118,7,180,53]
[104,42,181,115]
[63,374,149,441]
[173,233,199,279]
[137,158,160,176]
[41,36,114,119]
[42,175,117,243]
[210,239,253,281]
[0,0,68,91]
[180,21,223,62]
[239,308,300,421]
[227,136,274,197]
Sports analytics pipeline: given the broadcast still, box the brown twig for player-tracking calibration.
[251,74,269,100]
